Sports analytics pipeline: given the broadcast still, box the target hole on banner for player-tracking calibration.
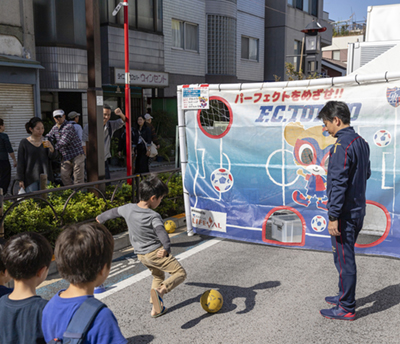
[197,96,233,139]
[355,201,390,248]
[262,206,306,246]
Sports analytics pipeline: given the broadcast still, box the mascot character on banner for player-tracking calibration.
[284,122,336,210]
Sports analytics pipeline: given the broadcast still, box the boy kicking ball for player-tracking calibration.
[97,176,187,317]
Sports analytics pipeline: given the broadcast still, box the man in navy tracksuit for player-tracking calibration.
[317,101,371,321]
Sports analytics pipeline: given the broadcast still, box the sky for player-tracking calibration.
[323,0,400,22]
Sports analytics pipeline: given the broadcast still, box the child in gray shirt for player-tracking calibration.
[96,176,186,318]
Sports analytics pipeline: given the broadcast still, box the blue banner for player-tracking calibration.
[183,81,400,258]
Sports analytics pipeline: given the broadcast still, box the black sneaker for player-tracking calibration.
[325,295,339,305]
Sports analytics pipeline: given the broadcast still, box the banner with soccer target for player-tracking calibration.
[180,78,400,259]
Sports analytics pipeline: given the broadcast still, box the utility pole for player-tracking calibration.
[113,1,132,180]
[85,0,105,186]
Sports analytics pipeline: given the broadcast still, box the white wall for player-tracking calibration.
[322,35,364,51]
[163,0,206,76]
[237,0,265,81]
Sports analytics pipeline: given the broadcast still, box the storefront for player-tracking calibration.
[0,55,43,178]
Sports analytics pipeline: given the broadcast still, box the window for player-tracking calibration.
[296,0,303,10]
[294,40,302,71]
[207,15,236,75]
[241,36,259,61]
[99,0,162,33]
[34,0,86,46]
[332,50,340,61]
[172,19,198,51]
[289,0,318,16]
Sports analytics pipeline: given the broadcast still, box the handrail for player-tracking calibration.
[0,168,182,235]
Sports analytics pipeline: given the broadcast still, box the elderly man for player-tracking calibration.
[47,109,85,186]
[67,111,83,142]
[82,104,126,180]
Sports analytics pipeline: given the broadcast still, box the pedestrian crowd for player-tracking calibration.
[0,105,161,195]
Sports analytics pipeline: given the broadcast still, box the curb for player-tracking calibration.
[48,214,187,276]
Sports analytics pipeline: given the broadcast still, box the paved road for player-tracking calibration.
[38,228,400,344]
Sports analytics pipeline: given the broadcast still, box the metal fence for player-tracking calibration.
[0,168,182,238]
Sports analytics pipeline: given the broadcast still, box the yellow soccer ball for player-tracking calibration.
[164,220,176,234]
[200,289,223,313]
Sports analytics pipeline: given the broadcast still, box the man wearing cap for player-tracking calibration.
[82,104,126,180]
[67,111,83,142]
[47,109,85,186]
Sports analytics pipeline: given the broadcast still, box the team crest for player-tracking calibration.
[387,87,400,108]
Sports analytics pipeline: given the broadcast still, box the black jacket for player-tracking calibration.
[327,126,371,219]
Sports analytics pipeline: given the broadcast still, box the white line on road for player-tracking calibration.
[108,265,138,279]
[110,263,124,271]
[95,238,223,300]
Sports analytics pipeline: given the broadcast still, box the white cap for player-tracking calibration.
[53,109,65,117]
[144,113,153,120]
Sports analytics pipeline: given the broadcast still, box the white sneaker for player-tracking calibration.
[187,230,195,237]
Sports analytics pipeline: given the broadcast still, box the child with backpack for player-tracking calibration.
[0,232,53,344]
[96,176,187,318]
[42,223,126,344]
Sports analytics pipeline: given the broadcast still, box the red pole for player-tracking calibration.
[124,1,132,181]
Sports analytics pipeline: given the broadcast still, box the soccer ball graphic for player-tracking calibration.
[210,168,234,193]
[311,215,327,232]
[373,129,392,147]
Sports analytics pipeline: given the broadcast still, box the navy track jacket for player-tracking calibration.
[327,126,371,219]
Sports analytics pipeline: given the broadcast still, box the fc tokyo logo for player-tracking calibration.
[387,87,400,108]
[210,168,234,193]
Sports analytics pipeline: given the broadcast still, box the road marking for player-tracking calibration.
[95,238,222,300]
[111,263,124,270]
[108,265,138,279]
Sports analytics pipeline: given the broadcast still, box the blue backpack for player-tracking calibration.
[47,298,106,344]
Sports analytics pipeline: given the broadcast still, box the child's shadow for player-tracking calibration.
[356,283,400,319]
[168,281,280,329]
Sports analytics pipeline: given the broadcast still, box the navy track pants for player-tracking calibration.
[331,217,364,313]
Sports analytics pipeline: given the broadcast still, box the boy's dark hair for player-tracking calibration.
[103,104,111,110]
[2,232,53,280]
[139,176,169,201]
[0,118,3,126]
[55,223,114,284]
[317,101,351,125]
[0,242,5,273]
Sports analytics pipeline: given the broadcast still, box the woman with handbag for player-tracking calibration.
[135,115,152,174]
